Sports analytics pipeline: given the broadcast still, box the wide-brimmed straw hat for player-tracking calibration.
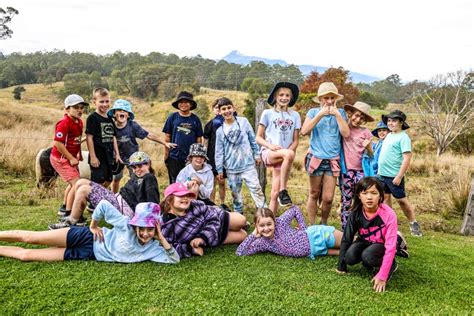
[344,101,375,122]
[267,82,299,107]
[312,82,344,103]
[382,110,410,130]
[172,91,197,110]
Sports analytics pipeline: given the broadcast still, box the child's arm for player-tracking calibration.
[279,206,307,230]
[244,119,261,161]
[53,141,78,166]
[236,233,269,256]
[146,132,177,149]
[196,173,214,200]
[288,128,299,152]
[373,211,398,285]
[215,128,225,180]
[363,139,374,156]
[333,108,350,138]
[393,152,412,185]
[86,134,99,167]
[150,224,180,264]
[163,133,171,161]
[301,108,325,136]
[90,200,128,241]
[256,124,281,151]
[112,136,122,163]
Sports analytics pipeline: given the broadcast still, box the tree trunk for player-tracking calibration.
[255,98,267,199]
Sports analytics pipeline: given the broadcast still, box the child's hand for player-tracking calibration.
[117,156,124,164]
[392,175,402,186]
[191,177,202,185]
[371,277,386,292]
[268,144,282,151]
[190,237,205,248]
[192,246,204,256]
[165,142,177,149]
[362,139,371,149]
[90,226,104,242]
[328,105,337,116]
[69,157,79,167]
[319,105,331,117]
[90,156,100,168]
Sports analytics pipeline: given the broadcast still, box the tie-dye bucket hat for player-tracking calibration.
[128,202,163,227]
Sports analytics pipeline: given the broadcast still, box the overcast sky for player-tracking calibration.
[2,0,473,81]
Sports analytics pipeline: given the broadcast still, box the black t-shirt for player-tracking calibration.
[86,112,116,163]
[119,173,160,211]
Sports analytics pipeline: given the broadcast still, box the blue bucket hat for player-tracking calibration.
[371,121,390,137]
[107,99,134,120]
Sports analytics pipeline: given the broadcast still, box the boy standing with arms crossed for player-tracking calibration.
[378,110,423,237]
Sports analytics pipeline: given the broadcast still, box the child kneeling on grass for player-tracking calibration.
[0,201,179,264]
[160,182,248,258]
[236,206,342,259]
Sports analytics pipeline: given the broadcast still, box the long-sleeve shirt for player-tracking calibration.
[119,173,160,210]
[91,200,179,264]
[176,163,214,199]
[236,206,311,257]
[161,200,226,258]
[215,116,260,174]
[337,203,398,281]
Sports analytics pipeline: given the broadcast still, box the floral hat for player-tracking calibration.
[187,143,209,161]
[128,152,150,166]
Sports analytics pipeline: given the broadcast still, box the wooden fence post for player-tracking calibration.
[460,175,474,235]
[255,98,267,198]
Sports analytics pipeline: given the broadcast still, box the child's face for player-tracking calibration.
[66,104,84,120]
[348,110,367,127]
[131,163,150,178]
[191,156,205,169]
[136,226,156,245]
[319,93,337,107]
[212,105,220,116]
[377,128,389,140]
[256,216,275,238]
[94,94,111,115]
[275,88,292,108]
[178,100,191,113]
[172,195,192,212]
[387,118,402,132]
[359,185,381,212]
[114,110,129,124]
[220,104,235,120]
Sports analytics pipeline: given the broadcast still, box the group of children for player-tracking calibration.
[0,81,422,292]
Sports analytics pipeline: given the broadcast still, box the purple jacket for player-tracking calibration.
[161,200,226,258]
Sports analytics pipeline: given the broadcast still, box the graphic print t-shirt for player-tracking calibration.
[162,112,203,161]
[116,121,149,163]
[86,112,116,163]
[259,109,301,149]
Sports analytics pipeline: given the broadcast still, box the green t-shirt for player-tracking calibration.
[378,131,411,177]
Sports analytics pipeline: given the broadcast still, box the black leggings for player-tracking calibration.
[344,240,385,268]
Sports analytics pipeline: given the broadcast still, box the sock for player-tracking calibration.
[68,217,79,224]
[64,210,71,216]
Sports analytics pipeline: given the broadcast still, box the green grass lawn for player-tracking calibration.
[0,169,473,314]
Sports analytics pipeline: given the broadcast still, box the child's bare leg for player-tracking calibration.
[63,184,71,205]
[0,246,66,261]
[228,212,247,231]
[112,178,120,194]
[210,177,217,202]
[269,170,281,213]
[327,248,340,256]
[307,176,323,225]
[320,175,336,224]
[223,230,247,244]
[278,149,294,191]
[218,178,226,205]
[397,197,416,222]
[65,177,80,211]
[384,194,392,207]
[333,229,343,248]
[70,179,92,220]
[0,228,69,247]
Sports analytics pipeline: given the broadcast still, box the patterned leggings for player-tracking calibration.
[340,170,364,229]
[227,168,267,214]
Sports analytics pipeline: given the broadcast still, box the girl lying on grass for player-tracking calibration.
[0,201,179,263]
[236,206,343,259]
[336,176,399,292]
[49,151,159,229]
[160,182,248,258]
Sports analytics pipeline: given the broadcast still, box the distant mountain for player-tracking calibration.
[221,50,379,84]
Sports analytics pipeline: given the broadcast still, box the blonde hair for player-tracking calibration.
[92,87,109,99]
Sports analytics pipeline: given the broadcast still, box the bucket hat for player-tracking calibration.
[382,110,410,130]
[187,143,209,161]
[344,101,375,122]
[128,202,163,227]
[128,152,151,166]
[164,182,197,199]
[64,94,89,108]
[371,121,390,137]
[107,99,135,120]
[172,91,197,110]
[267,82,299,107]
[312,82,344,103]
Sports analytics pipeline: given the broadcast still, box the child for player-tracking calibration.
[162,91,204,184]
[86,87,121,188]
[340,101,375,229]
[107,99,176,193]
[378,110,422,237]
[301,82,350,225]
[176,143,214,205]
[160,182,248,258]
[215,97,267,214]
[51,94,87,222]
[256,82,301,212]
[0,200,179,264]
[48,151,159,229]
[336,177,398,293]
[371,121,390,176]
[236,206,342,259]
[203,98,230,211]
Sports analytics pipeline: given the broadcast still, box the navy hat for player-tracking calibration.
[172,91,197,110]
[371,121,390,137]
[267,82,299,107]
[382,110,410,130]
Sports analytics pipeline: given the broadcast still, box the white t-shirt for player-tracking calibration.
[259,108,301,149]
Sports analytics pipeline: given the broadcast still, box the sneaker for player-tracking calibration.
[277,189,292,207]
[220,204,232,212]
[396,231,409,258]
[387,260,398,281]
[85,202,95,214]
[410,221,423,237]
[48,216,86,230]
[57,205,67,216]
[243,221,251,231]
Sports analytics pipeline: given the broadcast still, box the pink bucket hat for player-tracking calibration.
[164,182,196,199]
[128,202,163,227]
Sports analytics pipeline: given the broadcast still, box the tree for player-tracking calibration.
[0,7,18,39]
[412,71,474,156]
[194,98,210,123]
[12,85,25,100]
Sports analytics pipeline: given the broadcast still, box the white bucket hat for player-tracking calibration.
[344,101,375,122]
[312,82,344,103]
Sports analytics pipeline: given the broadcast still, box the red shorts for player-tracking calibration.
[50,155,80,183]
[260,148,282,170]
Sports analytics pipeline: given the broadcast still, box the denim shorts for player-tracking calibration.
[305,154,333,177]
[64,226,96,261]
[379,175,406,199]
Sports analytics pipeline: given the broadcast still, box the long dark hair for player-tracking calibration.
[350,177,385,213]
